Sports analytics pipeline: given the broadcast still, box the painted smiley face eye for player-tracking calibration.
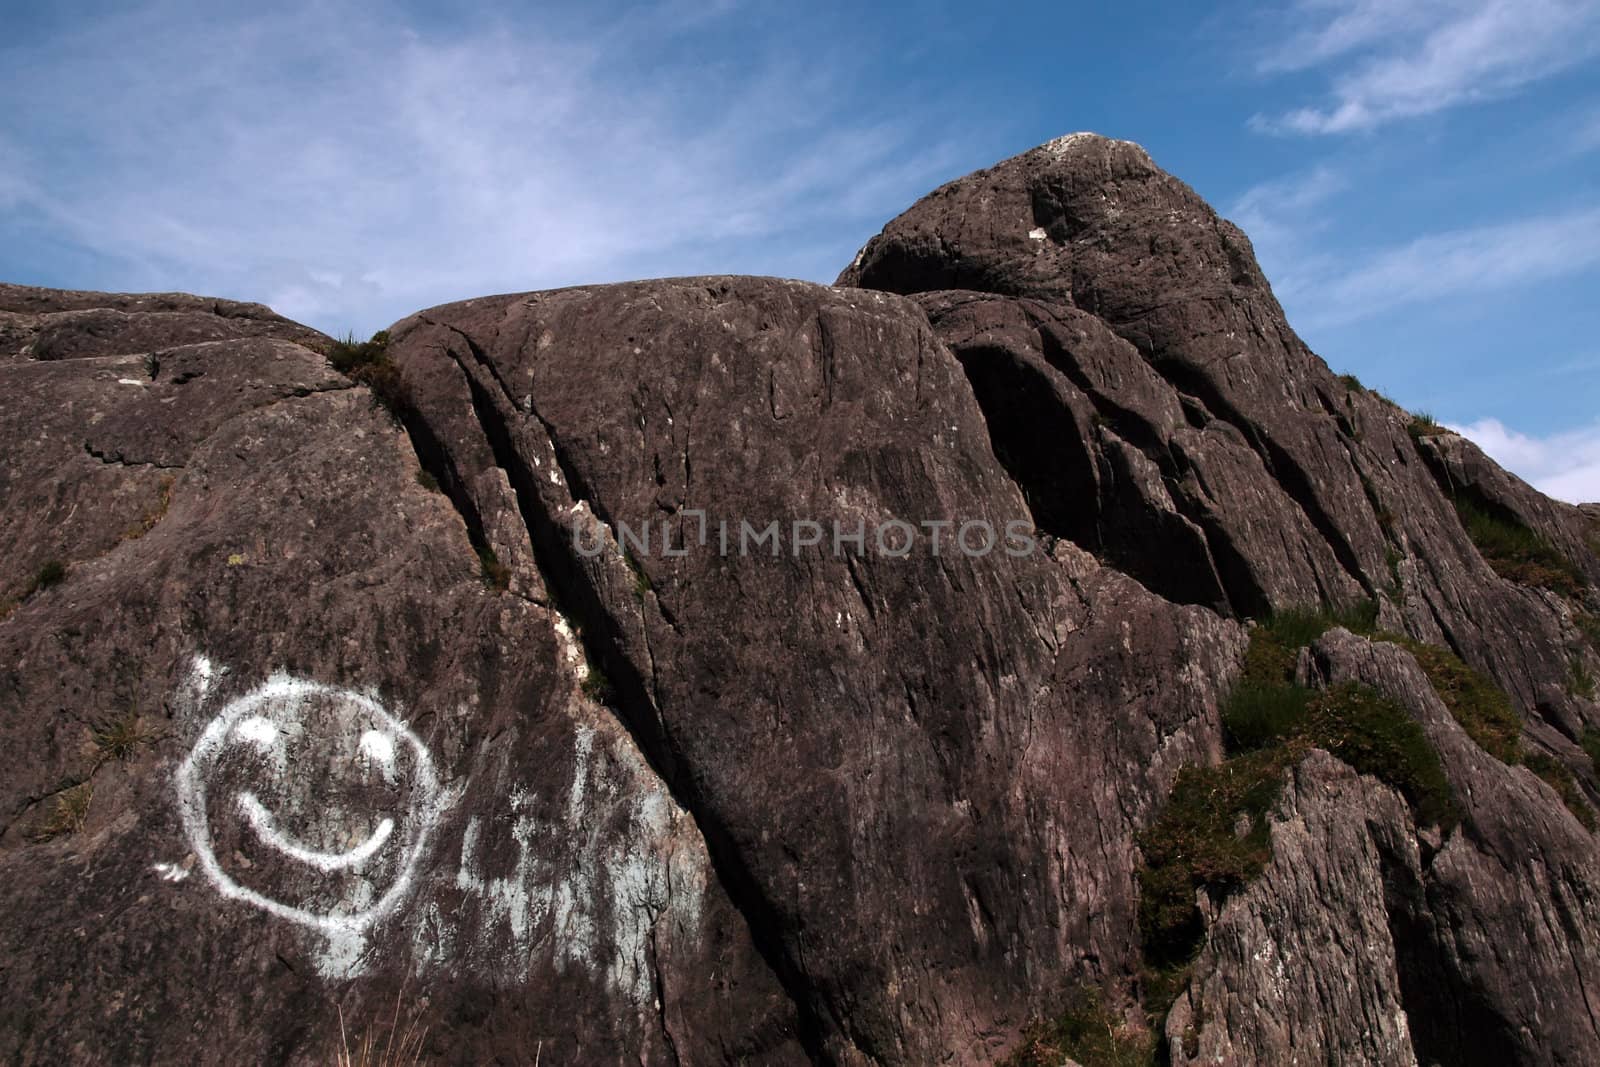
[358,729,396,768]
[233,715,280,748]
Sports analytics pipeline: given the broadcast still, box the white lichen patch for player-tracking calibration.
[1035,131,1152,164]
[1028,227,1048,241]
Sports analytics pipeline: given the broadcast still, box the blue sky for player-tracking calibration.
[3,0,1599,500]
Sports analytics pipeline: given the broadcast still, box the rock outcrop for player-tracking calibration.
[1,134,1596,1065]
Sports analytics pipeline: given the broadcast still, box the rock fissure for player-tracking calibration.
[433,330,843,1065]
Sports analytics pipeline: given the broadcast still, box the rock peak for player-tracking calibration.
[1030,129,1154,164]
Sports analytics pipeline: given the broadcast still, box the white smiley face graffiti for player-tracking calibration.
[175,672,444,953]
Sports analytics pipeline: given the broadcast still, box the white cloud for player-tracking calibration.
[0,1,968,335]
[1451,417,1600,503]
[1303,205,1600,326]
[1253,0,1600,134]
[1229,195,1600,329]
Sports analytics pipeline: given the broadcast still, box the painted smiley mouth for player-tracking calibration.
[236,792,395,871]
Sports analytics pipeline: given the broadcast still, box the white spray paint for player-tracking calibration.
[173,665,447,977]
[236,792,396,870]
[434,718,706,1003]
[152,862,190,883]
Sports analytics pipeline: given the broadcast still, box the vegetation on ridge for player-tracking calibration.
[326,330,412,420]
[1450,496,1585,598]
[1407,412,1449,439]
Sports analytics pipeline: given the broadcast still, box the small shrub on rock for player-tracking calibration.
[326,330,411,420]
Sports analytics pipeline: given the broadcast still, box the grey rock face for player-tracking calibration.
[839,133,1596,729]
[1165,750,1422,1067]
[383,276,1245,1063]
[0,132,1596,1065]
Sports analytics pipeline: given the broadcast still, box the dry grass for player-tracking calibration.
[91,710,161,764]
[121,475,176,542]
[28,782,92,842]
[335,985,428,1067]
[1408,413,1450,438]
[1002,984,1154,1067]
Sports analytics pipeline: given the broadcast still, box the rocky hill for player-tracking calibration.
[1,133,1597,1066]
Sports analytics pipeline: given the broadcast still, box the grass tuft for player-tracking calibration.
[1408,412,1448,438]
[477,546,510,591]
[92,710,160,763]
[121,475,175,542]
[580,667,615,705]
[1577,613,1600,653]
[29,782,93,841]
[1452,497,1585,598]
[1138,746,1291,966]
[1222,682,1313,753]
[1149,609,1457,976]
[1581,726,1600,768]
[1307,683,1457,829]
[1001,985,1154,1067]
[335,984,429,1067]
[1571,655,1597,701]
[624,551,652,599]
[24,560,67,598]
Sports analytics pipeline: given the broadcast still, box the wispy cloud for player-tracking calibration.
[0,1,968,334]
[1253,0,1600,134]
[1452,417,1600,503]
[1303,205,1600,326]
[1230,174,1600,329]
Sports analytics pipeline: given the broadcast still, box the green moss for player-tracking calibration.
[1337,373,1364,391]
[1375,635,1523,764]
[1452,497,1585,598]
[1305,684,1458,829]
[1525,752,1596,831]
[1581,727,1600,768]
[415,468,441,493]
[1138,746,1294,966]
[1002,985,1154,1067]
[1571,655,1597,700]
